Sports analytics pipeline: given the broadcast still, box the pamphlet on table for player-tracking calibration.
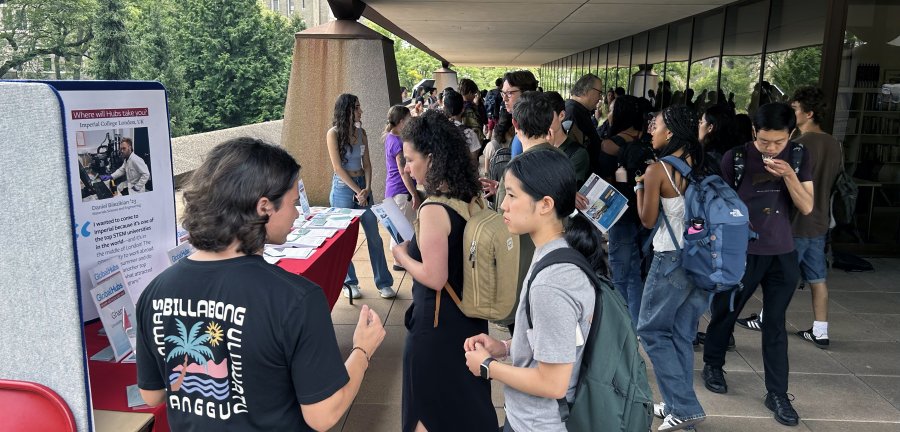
[297,179,311,218]
[88,259,137,362]
[577,173,629,233]
[372,199,415,244]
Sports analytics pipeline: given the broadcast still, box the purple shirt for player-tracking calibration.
[384,132,409,198]
[720,142,812,256]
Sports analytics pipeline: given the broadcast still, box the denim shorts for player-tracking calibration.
[794,235,827,284]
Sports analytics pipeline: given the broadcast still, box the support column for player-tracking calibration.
[282,15,401,205]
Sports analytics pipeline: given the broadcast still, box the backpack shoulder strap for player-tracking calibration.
[731,144,746,188]
[524,248,600,329]
[659,155,692,178]
[790,141,804,175]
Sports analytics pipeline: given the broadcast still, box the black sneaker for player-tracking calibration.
[702,364,728,394]
[765,392,799,426]
[694,332,736,351]
[796,328,830,349]
[736,313,762,331]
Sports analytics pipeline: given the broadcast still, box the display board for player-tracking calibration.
[52,81,177,321]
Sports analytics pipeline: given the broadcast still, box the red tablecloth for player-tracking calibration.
[85,320,169,432]
[278,218,360,309]
[83,219,359,431]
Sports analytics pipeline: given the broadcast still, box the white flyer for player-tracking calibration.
[88,259,136,362]
[372,200,415,244]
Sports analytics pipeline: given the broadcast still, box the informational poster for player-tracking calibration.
[50,81,177,321]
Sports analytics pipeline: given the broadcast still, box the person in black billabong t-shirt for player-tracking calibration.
[136,138,386,431]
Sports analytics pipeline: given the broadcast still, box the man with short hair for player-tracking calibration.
[545,91,589,186]
[702,102,813,427]
[137,138,386,431]
[109,137,151,194]
[738,87,843,349]
[565,74,604,172]
[503,70,539,158]
[482,91,568,335]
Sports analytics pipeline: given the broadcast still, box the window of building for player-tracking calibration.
[647,27,668,109]
[616,37,633,92]
[689,10,725,110]
[721,0,767,114]
[663,19,692,109]
[596,44,609,90]
[763,0,826,104]
[632,32,649,98]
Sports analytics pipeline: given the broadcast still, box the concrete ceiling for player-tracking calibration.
[362,0,735,66]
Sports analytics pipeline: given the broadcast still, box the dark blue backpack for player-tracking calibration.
[656,156,752,298]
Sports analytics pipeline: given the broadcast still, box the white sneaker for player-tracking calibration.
[653,402,667,419]
[658,414,705,431]
[343,284,362,299]
[378,286,397,299]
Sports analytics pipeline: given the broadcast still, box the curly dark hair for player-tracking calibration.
[400,110,480,201]
[332,93,359,165]
[658,105,717,177]
[182,137,300,255]
[790,86,828,125]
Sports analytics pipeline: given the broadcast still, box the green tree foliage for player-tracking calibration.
[766,46,823,100]
[0,0,96,78]
[173,0,296,132]
[89,0,131,79]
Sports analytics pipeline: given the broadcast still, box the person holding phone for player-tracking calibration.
[327,94,396,299]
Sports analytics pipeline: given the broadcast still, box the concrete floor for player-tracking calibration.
[324,225,900,431]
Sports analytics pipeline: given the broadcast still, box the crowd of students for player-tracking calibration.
[135,69,844,432]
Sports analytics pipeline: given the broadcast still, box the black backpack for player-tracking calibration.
[524,248,653,432]
[611,134,655,186]
[732,141,804,188]
[832,143,859,226]
[489,145,512,183]
[485,89,502,119]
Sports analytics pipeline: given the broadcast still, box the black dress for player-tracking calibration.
[402,203,497,432]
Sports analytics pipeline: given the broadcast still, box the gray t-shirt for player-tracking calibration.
[504,238,595,431]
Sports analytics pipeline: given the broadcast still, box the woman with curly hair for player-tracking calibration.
[327,94,395,299]
[392,110,498,432]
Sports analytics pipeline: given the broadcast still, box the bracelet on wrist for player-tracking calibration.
[501,339,511,359]
[633,184,644,193]
[350,346,370,363]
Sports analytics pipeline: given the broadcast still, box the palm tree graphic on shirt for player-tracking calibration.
[165,319,214,392]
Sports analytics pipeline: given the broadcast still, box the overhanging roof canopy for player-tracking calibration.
[362,0,734,66]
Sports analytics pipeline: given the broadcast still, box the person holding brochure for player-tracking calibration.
[383,104,418,270]
[136,137,386,431]
[391,111,498,432]
[634,106,714,431]
[327,93,396,299]
[463,150,602,431]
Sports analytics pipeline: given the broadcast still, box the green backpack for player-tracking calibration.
[525,248,653,432]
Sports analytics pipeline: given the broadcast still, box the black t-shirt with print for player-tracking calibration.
[136,255,349,431]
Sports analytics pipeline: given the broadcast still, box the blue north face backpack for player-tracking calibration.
[656,156,752,299]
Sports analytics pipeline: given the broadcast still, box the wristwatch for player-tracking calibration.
[480,357,496,380]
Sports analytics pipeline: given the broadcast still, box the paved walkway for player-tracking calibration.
[328,227,900,431]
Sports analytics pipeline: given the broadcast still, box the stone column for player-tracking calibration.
[282,18,400,205]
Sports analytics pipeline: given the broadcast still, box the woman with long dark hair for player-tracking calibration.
[327,94,395,299]
[634,106,714,431]
[482,111,514,178]
[391,110,497,432]
[596,94,650,326]
[699,104,741,165]
[463,150,604,431]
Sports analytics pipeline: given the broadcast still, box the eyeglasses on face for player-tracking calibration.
[501,90,520,99]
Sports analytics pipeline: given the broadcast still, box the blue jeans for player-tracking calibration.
[794,235,827,284]
[638,251,708,420]
[608,220,644,326]
[330,174,393,289]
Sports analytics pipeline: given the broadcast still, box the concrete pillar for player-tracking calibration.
[433,62,459,93]
[282,19,401,205]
